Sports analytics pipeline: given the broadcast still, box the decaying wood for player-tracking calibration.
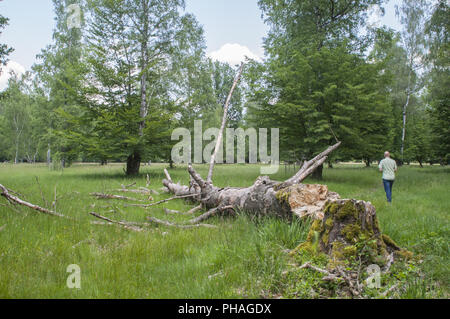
[187,204,202,215]
[147,216,217,229]
[298,262,363,297]
[161,142,342,222]
[121,182,136,189]
[278,142,342,188]
[163,208,185,215]
[0,183,69,218]
[163,204,203,216]
[124,194,198,208]
[382,284,399,297]
[113,188,152,195]
[140,187,159,195]
[187,205,234,224]
[164,169,172,183]
[89,212,148,232]
[90,192,146,202]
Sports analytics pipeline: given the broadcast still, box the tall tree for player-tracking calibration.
[395,0,430,162]
[78,0,205,175]
[33,0,86,167]
[0,75,32,163]
[0,13,14,75]
[425,0,449,165]
[252,0,386,178]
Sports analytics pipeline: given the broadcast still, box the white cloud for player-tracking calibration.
[208,43,262,66]
[0,61,26,91]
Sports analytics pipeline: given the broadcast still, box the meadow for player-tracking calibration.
[0,162,448,298]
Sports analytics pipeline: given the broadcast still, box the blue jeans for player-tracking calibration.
[383,179,395,203]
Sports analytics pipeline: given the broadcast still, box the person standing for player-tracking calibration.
[379,151,398,203]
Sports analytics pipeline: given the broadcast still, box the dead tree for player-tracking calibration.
[150,64,408,267]
[161,142,342,221]
[157,63,343,223]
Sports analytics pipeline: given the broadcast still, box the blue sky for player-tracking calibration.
[0,0,402,88]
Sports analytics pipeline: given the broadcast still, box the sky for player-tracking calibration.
[0,0,403,90]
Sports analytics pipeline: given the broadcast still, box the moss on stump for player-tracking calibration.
[291,199,412,268]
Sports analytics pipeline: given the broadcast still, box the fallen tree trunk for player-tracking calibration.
[161,142,342,221]
[157,141,408,267]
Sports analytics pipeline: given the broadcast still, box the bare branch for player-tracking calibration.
[188,164,207,189]
[164,169,172,183]
[124,194,197,208]
[299,262,332,275]
[121,182,136,189]
[0,183,68,219]
[112,189,152,195]
[279,142,341,187]
[89,212,147,232]
[146,216,217,229]
[187,204,202,215]
[90,193,146,202]
[187,205,234,224]
[207,63,245,183]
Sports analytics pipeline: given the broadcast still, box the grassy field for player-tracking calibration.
[0,162,448,298]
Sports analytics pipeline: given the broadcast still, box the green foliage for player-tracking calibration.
[0,13,14,70]
[63,0,208,173]
[31,0,87,166]
[246,0,392,168]
[426,0,450,165]
[0,75,33,163]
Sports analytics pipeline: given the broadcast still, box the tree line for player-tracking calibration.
[0,0,448,176]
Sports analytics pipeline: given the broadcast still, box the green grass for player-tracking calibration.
[0,162,448,298]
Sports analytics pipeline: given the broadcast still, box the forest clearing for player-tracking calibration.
[0,163,448,298]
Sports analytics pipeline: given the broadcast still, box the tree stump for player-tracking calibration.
[292,199,412,267]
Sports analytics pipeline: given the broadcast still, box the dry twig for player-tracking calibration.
[89,212,148,232]
[124,194,197,208]
[0,183,69,218]
[90,193,145,202]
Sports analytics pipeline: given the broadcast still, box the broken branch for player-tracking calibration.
[146,216,217,229]
[0,183,69,219]
[90,193,145,202]
[124,194,197,208]
[89,212,147,232]
[207,63,245,183]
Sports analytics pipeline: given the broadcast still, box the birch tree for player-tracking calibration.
[396,0,430,161]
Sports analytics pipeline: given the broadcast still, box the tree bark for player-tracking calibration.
[156,141,408,265]
[311,163,324,180]
[161,143,342,221]
[139,0,149,137]
[207,63,244,183]
[126,151,141,176]
[293,199,411,267]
